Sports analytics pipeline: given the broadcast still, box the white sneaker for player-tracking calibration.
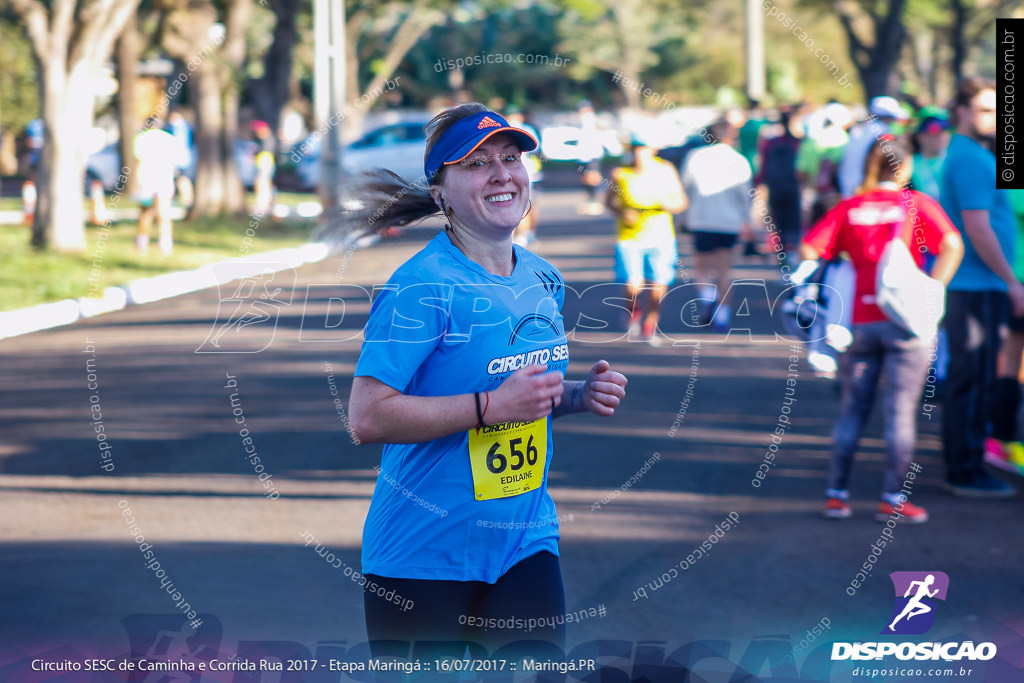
[808,351,838,379]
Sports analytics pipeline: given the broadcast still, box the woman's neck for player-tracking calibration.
[447,223,515,277]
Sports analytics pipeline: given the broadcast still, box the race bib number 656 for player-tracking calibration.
[467,419,547,501]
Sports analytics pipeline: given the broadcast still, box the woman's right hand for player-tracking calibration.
[486,365,564,424]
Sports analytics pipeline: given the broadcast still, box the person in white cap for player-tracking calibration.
[837,96,909,199]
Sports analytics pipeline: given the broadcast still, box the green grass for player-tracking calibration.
[0,197,24,212]
[0,196,94,213]
[274,191,319,207]
[0,214,315,312]
[0,191,320,213]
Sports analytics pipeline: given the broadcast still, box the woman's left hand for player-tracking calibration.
[582,360,628,417]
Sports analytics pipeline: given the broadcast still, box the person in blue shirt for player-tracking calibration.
[345,103,628,654]
[940,77,1023,498]
[988,188,1024,476]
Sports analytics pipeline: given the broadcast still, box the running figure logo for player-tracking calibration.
[882,571,949,635]
[196,264,295,353]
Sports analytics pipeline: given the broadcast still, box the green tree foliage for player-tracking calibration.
[0,19,38,137]
[556,0,693,109]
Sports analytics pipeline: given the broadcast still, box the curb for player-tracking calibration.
[0,232,379,342]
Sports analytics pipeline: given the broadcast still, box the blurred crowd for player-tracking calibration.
[539,79,1023,518]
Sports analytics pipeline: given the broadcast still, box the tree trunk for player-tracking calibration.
[911,29,934,104]
[860,65,891,102]
[222,85,245,214]
[343,4,441,136]
[162,0,249,218]
[190,61,226,219]
[612,1,644,110]
[345,8,369,135]
[950,0,966,85]
[219,0,252,215]
[117,15,140,195]
[247,0,298,152]
[15,0,142,250]
[834,0,907,104]
[36,60,95,250]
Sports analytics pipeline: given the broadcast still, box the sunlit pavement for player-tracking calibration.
[1,189,1021,678]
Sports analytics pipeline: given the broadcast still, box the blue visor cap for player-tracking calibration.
[424,111,538,183]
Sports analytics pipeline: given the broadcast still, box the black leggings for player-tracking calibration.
[363,551,566,658]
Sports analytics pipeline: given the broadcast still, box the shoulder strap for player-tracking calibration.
[889,195,909,243]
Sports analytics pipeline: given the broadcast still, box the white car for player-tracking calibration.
[539,125,623,162]
[85,139,261,193]
[292,122,429,190]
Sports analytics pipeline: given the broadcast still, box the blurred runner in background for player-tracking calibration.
[738,98,768,174]
[606,134,687,345]
[755,107,803,258]
[252,120,276,216]
[132,127,178,255]
[797,102,851,227]
[167,111,195,209]
[681,118,754,331]
[575,101,607,216]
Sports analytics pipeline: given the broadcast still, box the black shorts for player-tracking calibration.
[364,550,566,656]
[692,231,739,253]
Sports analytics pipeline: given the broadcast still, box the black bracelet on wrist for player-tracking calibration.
[474,391,484,430]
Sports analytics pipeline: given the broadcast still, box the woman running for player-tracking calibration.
[346,103,628,653]
[800,135,963,523]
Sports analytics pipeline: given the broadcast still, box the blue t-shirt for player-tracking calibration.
[355,231,569,582]
[941,134,1016,292]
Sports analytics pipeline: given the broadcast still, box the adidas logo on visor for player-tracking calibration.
[477,116,502,129]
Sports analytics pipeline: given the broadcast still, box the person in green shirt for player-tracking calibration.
[797,103,850,226]
[738,99,768,173]
[910,115,951,200]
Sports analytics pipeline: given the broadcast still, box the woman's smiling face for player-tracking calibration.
[437,133,530,235]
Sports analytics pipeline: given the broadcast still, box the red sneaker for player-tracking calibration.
[823,497,851,519]
[875,500,928,523]
[627,309,642,337]
[641,318,662,345]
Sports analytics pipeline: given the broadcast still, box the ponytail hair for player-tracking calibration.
[858,133,910,193]
[314,102,491,249]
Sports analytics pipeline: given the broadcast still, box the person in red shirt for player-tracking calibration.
[800,135,963,523]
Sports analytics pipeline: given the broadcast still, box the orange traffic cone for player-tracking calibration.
[21,180,36,226]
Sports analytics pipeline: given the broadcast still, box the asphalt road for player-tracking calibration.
[0,190,1021,683]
